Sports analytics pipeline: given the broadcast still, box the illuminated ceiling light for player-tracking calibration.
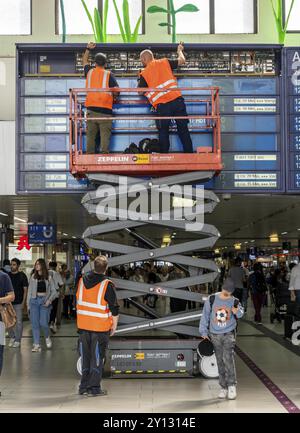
[281,232,288,235]
[214,249,220,254]
[270,234,279,243]
[63,233,69,236]
[251,240,255,242]
[234,243,241,250]
[244,242,248,244]
[72,236,76,239]
[0,212,8,217]
[14,217,27,223]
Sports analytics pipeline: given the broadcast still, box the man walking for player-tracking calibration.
[138,43,193,153]
[83,42,120,154]
[76,256,119,397]
[8,258,28,348]
[199,278,244,400]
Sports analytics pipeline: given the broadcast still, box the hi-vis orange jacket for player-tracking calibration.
[140,58,182,108]
[76,277,113,332]
[85,67,113,110]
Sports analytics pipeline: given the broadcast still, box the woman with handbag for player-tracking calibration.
[27,259,57,352]
[0,269,15,396]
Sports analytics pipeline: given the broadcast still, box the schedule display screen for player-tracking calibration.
[285,48,300,192]
[16,43,284,194]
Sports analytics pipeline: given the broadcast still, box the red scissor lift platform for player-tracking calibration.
[69,86,222,177]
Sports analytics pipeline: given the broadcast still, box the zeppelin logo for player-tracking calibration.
[111,354,132,359]
[97,156,130,163]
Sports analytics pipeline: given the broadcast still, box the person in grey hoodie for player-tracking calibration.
[27,259,57,352]
[199,278,244,400]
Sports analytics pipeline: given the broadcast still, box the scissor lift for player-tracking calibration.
[70,86,223,378]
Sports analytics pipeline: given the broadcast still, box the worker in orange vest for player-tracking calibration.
[82,42,120,154]
[138,43,193,153]
[76,255,119,397]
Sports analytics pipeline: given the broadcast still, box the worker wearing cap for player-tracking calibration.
[82,42,120,154]
[138,43,193,153]
[76,255,119,397]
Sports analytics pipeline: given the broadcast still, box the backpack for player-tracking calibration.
[209,294,239,328]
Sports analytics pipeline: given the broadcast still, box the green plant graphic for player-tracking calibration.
[270,0,295,44]
[59,0,66,43]
[112,0,143,43]
[147,0,199,43]
[81,0,109,43]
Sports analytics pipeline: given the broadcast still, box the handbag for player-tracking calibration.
[0,303,17,329]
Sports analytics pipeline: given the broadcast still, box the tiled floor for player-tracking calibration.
[0,303,299,413]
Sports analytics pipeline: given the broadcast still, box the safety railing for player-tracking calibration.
[69,86,222,176]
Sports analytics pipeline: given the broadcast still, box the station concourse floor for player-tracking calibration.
[0,303,299,413]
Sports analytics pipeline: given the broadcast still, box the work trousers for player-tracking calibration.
[252,292,266,323]
[86,110,112,154]
[210,331,237,388]
[78,330,109,393]
[156,97,193,153]
[8,304,24,343]
[49,297,58,324]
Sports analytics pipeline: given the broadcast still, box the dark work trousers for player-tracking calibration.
[78,330,109,393]
[63,295,72,319]
[49,297,59,324]
[156,97,193,153]
[233,288,243,304]
[252,292,266,323]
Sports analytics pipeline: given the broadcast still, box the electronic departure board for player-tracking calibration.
[285,47,300,193]
[16,43,284,194]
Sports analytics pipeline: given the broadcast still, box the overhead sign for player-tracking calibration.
[17,235,31,251]
[28,224,56,244]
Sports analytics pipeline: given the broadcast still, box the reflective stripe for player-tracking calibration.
[77,300,107,311]
[78,279,108,310]
[87,69,93,88]
[146,79,177,99]
[77,310,112,318]
[151,85,178,103]
[97,280,107,305]
[102,70,109,88]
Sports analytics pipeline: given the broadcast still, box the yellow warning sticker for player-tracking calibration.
[134,353,145,360]
[132,155,150,164]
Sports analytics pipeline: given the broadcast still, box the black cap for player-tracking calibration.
[94,53,107,67]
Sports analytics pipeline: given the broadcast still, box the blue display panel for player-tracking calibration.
[16,44,283,194]
[285,47,300,192]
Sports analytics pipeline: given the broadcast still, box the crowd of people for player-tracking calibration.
[0,258,75,353]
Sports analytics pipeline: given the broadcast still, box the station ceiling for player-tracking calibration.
[1,194,300,252]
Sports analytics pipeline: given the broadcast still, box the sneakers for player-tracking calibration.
[218,388,228,399]
[79,389,88,396]
[50,323,57,334]
[32,345,41,353]
[12,341,21,348]
[45,337,52,349]
[8,338,15,347]
[228,385,237,400]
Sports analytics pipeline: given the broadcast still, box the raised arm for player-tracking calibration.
[177,42,186,66]
[82,42,96,67]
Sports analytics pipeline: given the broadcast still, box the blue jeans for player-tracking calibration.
[29,297,52,345]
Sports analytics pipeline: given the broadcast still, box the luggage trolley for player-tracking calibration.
[70,85,223,378]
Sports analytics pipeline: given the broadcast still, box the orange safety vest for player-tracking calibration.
[140,58,182,108]
[85,67,113,110]
[76,277,113,332]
